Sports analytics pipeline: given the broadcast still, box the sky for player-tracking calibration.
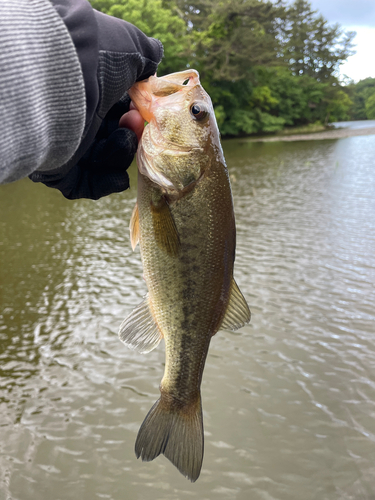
[308,0,375,82]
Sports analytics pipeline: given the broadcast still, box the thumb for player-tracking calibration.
[119,108,145,142]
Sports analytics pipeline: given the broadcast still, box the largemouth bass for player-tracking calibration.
[119,70,250,482]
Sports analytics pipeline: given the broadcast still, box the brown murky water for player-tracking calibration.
[1,130,375,499]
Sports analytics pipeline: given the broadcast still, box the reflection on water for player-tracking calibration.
[1,131,375,499]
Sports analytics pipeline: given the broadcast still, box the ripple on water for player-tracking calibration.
[1,134,375,499]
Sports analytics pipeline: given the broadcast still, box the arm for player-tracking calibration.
[0,0,163,199]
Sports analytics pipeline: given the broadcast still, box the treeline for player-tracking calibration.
[346,78,375,121]
[90,0,373,136]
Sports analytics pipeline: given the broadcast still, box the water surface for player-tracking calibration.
[1,129,375,499]
[332,119,375,129]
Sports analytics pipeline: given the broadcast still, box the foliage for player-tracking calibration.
[365,92,375,120]
[281,0,355,81]
[323,87,353,123]
[346,78,375,120]
[89,0,363,136]
[186,0,285,81]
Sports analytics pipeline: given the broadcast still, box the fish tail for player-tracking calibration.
[135,393,204,482]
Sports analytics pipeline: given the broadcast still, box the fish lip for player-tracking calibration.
[128,83,158,123]
[129,71,203,123]
[154,69,200,87]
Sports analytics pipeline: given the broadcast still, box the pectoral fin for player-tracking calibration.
[151,195,180,257]
[129,202,140,250]
[119,295,163,353]
[219,279,251,331]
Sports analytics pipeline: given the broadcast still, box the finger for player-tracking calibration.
[100,128,138,169]
[119,109,145,142]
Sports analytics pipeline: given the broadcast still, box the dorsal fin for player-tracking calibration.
[119,295,163,353]
[129,202,140,250]
[219,279,251,331]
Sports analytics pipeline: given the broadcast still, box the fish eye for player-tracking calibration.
[190,102,209,121]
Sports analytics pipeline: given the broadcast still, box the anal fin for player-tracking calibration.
[119,295,162,353]
[220,279,251,331]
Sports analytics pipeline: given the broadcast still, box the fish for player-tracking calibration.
[119,69,250,482]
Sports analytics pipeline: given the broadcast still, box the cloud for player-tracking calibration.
[308,0,375,81]
[340,27,375,82]
[309,0,375,27]
[282,0,375,81]
[287,0,375,81]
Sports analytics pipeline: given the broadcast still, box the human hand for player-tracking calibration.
[29,0,162,200]
[119,102,144,142]
[30,95,146,200]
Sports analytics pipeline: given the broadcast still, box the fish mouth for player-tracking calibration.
[128,70,201,123]
[128,69,205,154]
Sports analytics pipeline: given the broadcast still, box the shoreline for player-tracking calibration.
[242,126,375,143]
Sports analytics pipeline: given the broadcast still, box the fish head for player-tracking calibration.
[128,70,224,192]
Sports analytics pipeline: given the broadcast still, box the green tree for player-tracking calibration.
[282,0,355,81]
[323,87,353,123]
[171,0,285,81]
[90,0,358,135]
[365,92,375,119]
[347,78,375,119]
[253,67,325,125]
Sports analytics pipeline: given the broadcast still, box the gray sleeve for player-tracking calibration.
[0,0,86,184]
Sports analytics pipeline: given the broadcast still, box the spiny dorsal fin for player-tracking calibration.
[129,202,140,250]
[119,295,163,353]
[151,196,180,257]
[220,279,251,331]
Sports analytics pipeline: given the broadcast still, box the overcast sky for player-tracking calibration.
[294,0,375,82]
[309,0,375,27]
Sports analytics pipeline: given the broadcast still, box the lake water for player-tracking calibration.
[332,119,375,130]
[1,127,375,500]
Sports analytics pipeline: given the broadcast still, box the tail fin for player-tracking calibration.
[135,394,204,482]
